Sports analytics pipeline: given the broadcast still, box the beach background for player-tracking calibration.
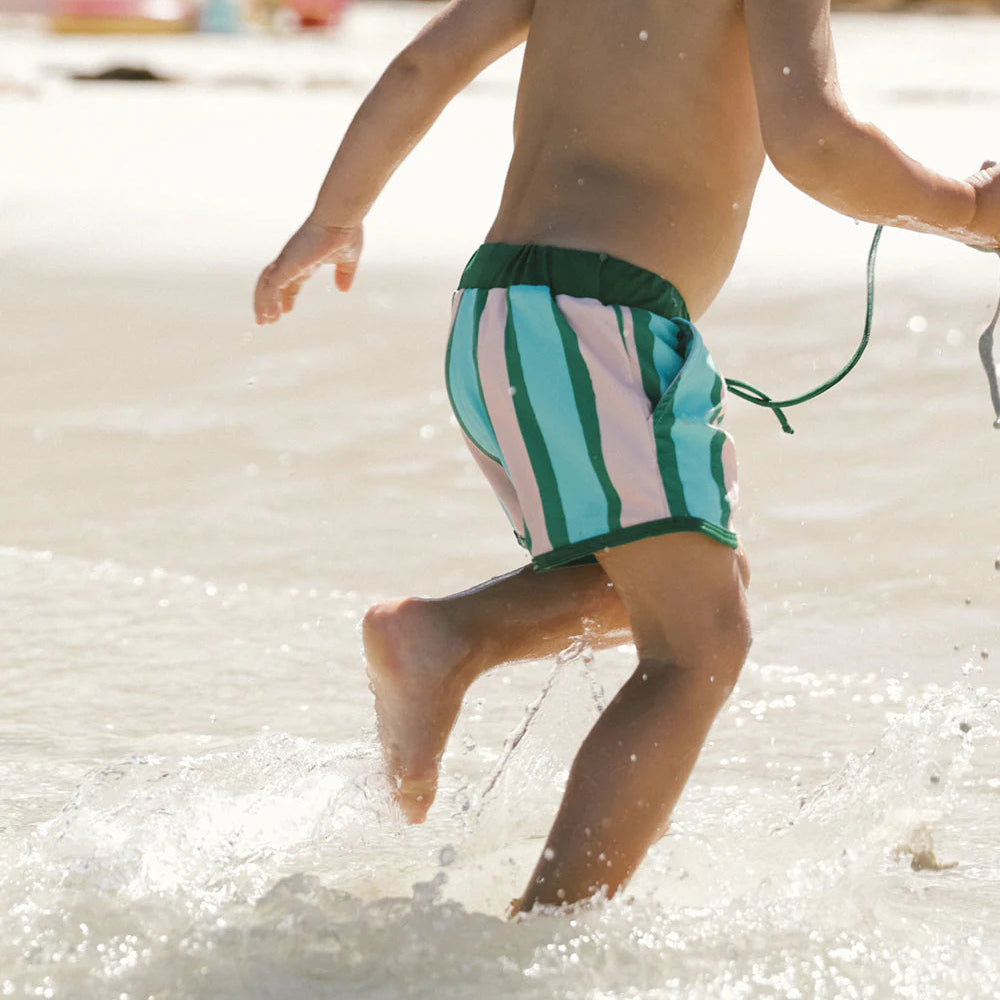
[1,4,999,998]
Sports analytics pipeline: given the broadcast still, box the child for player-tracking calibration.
[254,0,1000,915]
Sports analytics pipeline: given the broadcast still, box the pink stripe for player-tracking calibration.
[557,296,671,527]
[462,432,525,538]
[721,433,739,527]
[476,289,553,556]
[619,307,647,410]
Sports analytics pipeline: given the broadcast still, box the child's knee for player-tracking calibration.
[678,605,750,694]
[713,610,751,691]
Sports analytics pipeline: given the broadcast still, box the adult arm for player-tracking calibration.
[255,0,533,324]
[744,0,1000,246]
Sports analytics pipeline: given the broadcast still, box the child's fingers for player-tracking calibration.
[255,256,308,323]
[335,259,359,292]
[281,276,306,313]
[254,261,285,324]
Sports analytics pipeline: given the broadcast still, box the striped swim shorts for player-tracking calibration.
[445,243,739,571]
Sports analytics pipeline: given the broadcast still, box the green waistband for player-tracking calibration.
[458,243,690,321]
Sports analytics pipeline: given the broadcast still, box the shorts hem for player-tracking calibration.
[530,518,739,572]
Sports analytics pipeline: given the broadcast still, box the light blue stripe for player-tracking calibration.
[507,286,610,542]
[647,313,684,394]
[446,290,502,462]
[669,321,724,525]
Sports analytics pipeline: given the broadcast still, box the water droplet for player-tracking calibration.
[629,753,638,762]
[543,847,556,860]
[638,29,648,41]
[439,845,457,867]
[782,66,791,76]
[907,314,928,334]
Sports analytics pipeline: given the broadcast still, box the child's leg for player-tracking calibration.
[512,532,750,914]
[363,562,630,822]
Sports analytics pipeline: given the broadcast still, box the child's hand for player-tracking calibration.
[254,219,363,325]
[966,161,1000,251]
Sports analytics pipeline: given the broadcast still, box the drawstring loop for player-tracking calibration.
[727,226,1000,432]
[724,225,883,434]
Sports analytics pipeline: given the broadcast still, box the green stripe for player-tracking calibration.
[531,516,739,572]
[503,292,569,549]
[651,387,691,520]
[631,310,663,409]
[550,299,623,535]
[635,312,690,518]
[708,371,731,532]
[459,243,689,321]
[613,304,627,352]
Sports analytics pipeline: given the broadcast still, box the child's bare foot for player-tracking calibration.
[362,597,479,823]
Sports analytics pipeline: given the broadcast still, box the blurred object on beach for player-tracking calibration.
[833,0,1000,9]
[282,0,350,29]
[198,0,242,32]
[0,0,354,32]
[70,62,171,77]
[50,0,196,33]
[243,0,351,31]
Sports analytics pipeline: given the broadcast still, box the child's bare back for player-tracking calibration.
[490,0,763,316]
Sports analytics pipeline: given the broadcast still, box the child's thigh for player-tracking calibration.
[595,532,750,669]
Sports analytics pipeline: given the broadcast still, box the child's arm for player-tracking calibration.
[744,0,1000,248]
[254,0,532,325]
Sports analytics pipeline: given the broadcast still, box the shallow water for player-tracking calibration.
[2,6,1000,998]
[4,609,999,998]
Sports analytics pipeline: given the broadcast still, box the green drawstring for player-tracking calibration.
[978,272,1000,429]
[726,226,1000,432]
[724,226,884,434]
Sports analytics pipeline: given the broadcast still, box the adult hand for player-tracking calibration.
[254,220,364,325]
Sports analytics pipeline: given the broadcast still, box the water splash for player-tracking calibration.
[2,668,999,999]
